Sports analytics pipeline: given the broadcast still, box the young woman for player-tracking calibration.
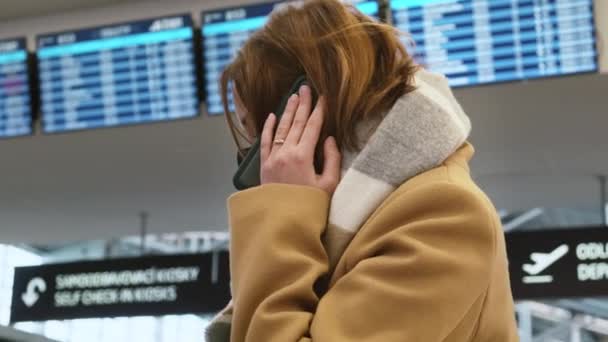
[207,1,519,341]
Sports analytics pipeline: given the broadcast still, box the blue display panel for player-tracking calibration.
[37,15,199,133]
[391,0,598,87]
[202,1,379,115]
[0,38,32,138]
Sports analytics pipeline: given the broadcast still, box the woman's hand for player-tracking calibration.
[260,85,341,196]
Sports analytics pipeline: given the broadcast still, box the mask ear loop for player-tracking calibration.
[236,147,251,166]
[229,106,255,166]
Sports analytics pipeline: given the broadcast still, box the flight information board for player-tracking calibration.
[202,0,379,115]
[0,38,32,138]
[37,15,199,133]
[391,0,598,87]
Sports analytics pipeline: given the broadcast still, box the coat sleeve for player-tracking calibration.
[227,182,497,342]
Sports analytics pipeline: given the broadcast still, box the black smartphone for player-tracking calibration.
[233,76,309,190]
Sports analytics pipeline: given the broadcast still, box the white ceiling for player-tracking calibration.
[0,0,137,20]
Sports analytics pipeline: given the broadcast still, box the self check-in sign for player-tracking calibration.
[507,226,608,300]
[10,252,230,323]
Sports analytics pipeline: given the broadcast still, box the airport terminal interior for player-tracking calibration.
[1,0,607,341]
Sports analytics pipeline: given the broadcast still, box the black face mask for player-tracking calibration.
[232,76,309,190]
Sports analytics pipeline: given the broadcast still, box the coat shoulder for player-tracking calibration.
[362,143,501,246]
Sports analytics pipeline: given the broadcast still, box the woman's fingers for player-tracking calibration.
[260,113,276,163]
[300,96,326,153]
[320,136,341,189]
[274,94,299,142]
[286,85,312,145]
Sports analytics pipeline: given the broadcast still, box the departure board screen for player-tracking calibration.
[0,38,32,138]
[202,1,379,115]
[37,15,199,133]
[391,0,598,87]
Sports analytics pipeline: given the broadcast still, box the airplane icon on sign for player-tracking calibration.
[522,244,569,284]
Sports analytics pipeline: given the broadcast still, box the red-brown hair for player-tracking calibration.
[220,0,418,152]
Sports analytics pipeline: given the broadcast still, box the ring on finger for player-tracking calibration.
[273,138,286,145]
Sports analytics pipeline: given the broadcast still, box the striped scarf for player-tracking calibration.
[206,69,471,341]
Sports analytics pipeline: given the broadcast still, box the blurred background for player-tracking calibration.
[0,0,607,341]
